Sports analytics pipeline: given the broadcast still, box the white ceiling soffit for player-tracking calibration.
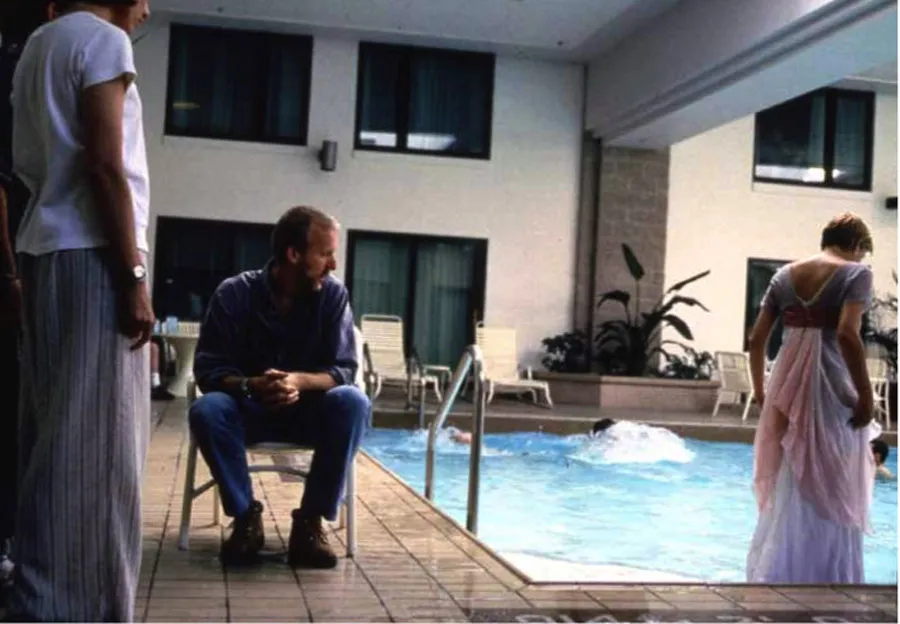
[604,0,897,147]
[833,59,897,93]
[146,0,681,62]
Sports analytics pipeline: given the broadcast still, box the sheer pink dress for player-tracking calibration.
[746,262,878,583]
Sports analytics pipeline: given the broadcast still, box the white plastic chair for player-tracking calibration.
[360,314,441,404]
[712,351,756,422]
[177,327,366,556]
[475,323,553,407]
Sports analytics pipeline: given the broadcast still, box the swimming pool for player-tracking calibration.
[363,423,898,584]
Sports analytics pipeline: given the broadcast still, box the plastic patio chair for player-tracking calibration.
[177,326,367,556]
[475,323,553,407]
[712,351,756,422]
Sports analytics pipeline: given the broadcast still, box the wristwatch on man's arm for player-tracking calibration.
[239,377,253,401]
[207,374,256,401]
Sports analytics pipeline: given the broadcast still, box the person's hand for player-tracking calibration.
[0,277,22,329]
[118,282,154,350]
[256,369,304,407]
[849,392,874,429]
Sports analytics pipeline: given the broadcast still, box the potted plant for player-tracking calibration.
[540,330,590,373]
[535,244,717,410]
[658,345,716,381]
[594,243,710,376]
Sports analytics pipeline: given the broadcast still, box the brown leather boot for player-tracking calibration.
[287,509,338,569]
[220,500,264,565]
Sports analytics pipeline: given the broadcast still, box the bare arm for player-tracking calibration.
[81,77,141,287]
[837,300,872,408]
[748,306,776,403]
[0,185,21,328]
[0,185,16,278]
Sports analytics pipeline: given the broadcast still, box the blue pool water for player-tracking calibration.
[363,423,898,583]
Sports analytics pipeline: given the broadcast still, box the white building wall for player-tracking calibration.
[134,21,585,366]
[665,93,898,354]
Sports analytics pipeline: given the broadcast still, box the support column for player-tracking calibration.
[572,133,601,336]
[592,146,670,365]
[573,143,671,370]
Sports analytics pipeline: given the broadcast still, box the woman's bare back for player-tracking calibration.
[787,253,855,305]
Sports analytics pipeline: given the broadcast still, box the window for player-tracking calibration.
[165,24,312,145]
[345,231,488,366]
[354,42,495,159]
[152,216,273,321]
[754,88,874,190]
[744,258,790,360]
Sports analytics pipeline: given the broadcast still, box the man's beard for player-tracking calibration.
[297,272,322,293]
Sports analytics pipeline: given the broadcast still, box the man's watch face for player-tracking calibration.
[133,265,147,282]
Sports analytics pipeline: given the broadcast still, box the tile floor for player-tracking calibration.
[132,402,898,622]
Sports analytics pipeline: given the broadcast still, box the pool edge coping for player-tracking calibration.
[372,408,898,447]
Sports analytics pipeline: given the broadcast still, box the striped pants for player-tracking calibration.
[10,249,150,622]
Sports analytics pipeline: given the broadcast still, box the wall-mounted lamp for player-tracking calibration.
[319,140,338,172]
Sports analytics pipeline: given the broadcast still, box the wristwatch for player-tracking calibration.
[239,377,253,400]
[132,264,147,283]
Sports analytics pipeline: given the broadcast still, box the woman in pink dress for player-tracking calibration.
[746,212,879,583]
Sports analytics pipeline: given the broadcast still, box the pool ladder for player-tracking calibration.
[424,344,487,534]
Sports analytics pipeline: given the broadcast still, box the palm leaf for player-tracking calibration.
[622,244,645,281]
[596,290,631,322]
[663,314,694,340]
[656,295,710,317]
[665,270,711,294]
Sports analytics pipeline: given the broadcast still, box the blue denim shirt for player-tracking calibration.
[193,262,358,393]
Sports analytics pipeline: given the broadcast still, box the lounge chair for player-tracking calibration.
[360,314,442,407]
[475,323,553,407]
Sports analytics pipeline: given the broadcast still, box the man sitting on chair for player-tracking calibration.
[190,206,370,569]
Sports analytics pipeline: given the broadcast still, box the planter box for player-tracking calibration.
[533,371,719,412]
[531,372,603,406]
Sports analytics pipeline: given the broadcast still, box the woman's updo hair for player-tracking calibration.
[820,212,873,254]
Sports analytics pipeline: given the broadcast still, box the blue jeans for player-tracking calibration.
[189,386,370,521]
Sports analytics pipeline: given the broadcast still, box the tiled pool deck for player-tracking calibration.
[125,399,897,622]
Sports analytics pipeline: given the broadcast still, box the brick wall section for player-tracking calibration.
[592,146,670,338]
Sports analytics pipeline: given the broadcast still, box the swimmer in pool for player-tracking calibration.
[449,419,618,446]
[449,429,472,445]
[871,439,894,480]
[591,418,617,436]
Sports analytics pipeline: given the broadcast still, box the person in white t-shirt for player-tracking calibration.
[8,1,152,621]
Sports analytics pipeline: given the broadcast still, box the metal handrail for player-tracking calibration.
[424,344,486,534]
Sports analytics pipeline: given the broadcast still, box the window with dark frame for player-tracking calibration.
[152,216,274,322]
[744,258,790,360]
[753,88,875,191]
[354,42,495,159]
[165,24,313,145]
[344,230,488,367]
